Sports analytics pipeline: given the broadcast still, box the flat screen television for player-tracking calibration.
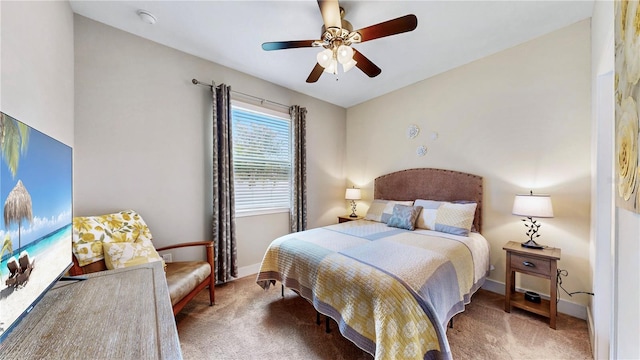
[0,111,73,342]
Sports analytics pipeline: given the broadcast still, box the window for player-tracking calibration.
[231,101,291,216]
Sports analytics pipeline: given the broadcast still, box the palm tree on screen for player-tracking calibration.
[1,113,30,178]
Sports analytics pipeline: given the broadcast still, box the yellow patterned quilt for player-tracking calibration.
[257,220,490,360]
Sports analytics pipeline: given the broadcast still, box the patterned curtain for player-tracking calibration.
[290,105,307,232]
[212,83,237,283]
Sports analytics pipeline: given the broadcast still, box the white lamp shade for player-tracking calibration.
[345,188,361,200]
[337,45,354,64]
[323,59,337,74]
[316,49,333,68]
[342,59,357,72]
[512,194,554,218]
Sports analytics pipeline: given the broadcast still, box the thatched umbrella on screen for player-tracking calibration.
[3,180,33,251]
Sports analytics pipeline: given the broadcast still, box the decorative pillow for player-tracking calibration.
[452,200,478,233]
[72,210,154,266]
[103,240,164,270]
[414,199,442,230]
[96,210,153,243]
[387,204,423,231]
[364,200,414,223]
[72,216,110,266]
[434,202,477,236]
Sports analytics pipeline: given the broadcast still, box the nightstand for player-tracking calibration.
[503,241,561,329]
[338,215,363,223]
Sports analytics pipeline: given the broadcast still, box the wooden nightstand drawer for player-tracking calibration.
[510,253,551,276]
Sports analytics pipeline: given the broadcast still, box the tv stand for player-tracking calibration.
[0,262,181,359]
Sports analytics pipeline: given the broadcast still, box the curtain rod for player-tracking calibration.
[191,79,290,110]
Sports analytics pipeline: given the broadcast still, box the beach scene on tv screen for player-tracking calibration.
[0,113,72,338]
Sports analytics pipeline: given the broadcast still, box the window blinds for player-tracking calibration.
[231,105,291,212]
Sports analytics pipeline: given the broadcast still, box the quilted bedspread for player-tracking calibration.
[256,220,490,360]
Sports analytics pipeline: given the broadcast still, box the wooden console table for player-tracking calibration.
[0,261,182,359]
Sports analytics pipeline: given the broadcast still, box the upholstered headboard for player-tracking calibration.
[374,168,483,232]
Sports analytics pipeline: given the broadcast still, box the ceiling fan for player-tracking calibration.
[261,0,418,83]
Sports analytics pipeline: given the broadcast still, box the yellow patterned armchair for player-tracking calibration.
[69,210,215,315]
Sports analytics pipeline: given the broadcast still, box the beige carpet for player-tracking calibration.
[176,276,592,360]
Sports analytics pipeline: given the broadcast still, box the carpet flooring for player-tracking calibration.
[176,275,592,359]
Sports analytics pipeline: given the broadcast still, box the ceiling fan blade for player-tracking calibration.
[262,40,317,51]
[317,0,342,29]
[355,14,418,43]
[353,49,381,78]
[306,63,324,83]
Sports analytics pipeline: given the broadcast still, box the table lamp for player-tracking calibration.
[512,191,554,249]
[345,187,361,218]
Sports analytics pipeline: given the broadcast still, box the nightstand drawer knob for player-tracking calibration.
[523,261,536,267]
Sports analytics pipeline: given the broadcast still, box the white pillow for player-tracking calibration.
[414,199,442,230]
[434,202,477,236]
[364,199,414,223]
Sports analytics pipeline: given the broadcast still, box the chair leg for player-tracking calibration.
[316,311,321,325]
[208,275,215,306]
[207,244,215,306]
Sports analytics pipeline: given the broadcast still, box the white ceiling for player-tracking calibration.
[69,1,594,108]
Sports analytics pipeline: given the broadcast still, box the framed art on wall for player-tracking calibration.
[615,1,640,213]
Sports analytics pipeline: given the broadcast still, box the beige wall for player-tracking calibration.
[1,1,74,146]
[73,15,346,268]
[346,20,592,308]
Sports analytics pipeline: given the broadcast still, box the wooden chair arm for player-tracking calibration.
[155,241,213,252]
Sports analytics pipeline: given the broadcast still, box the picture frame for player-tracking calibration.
[614,1,640,213]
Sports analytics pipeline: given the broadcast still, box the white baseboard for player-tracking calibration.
[587,305,596,359]
[481,278,587,320]
[236,262,261,280]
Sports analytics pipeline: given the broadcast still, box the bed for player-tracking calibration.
[256,168,490,360]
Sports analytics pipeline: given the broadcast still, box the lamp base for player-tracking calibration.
[521,239,545,249]
[349,200,358,218]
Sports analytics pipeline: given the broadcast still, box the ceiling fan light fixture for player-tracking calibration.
[317,48,334,68]
[342,59,357,73]
[261,2,417,83]
[323,59,338,74]
[337,44,354,64]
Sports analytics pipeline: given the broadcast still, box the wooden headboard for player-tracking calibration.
[374,168,483,232]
